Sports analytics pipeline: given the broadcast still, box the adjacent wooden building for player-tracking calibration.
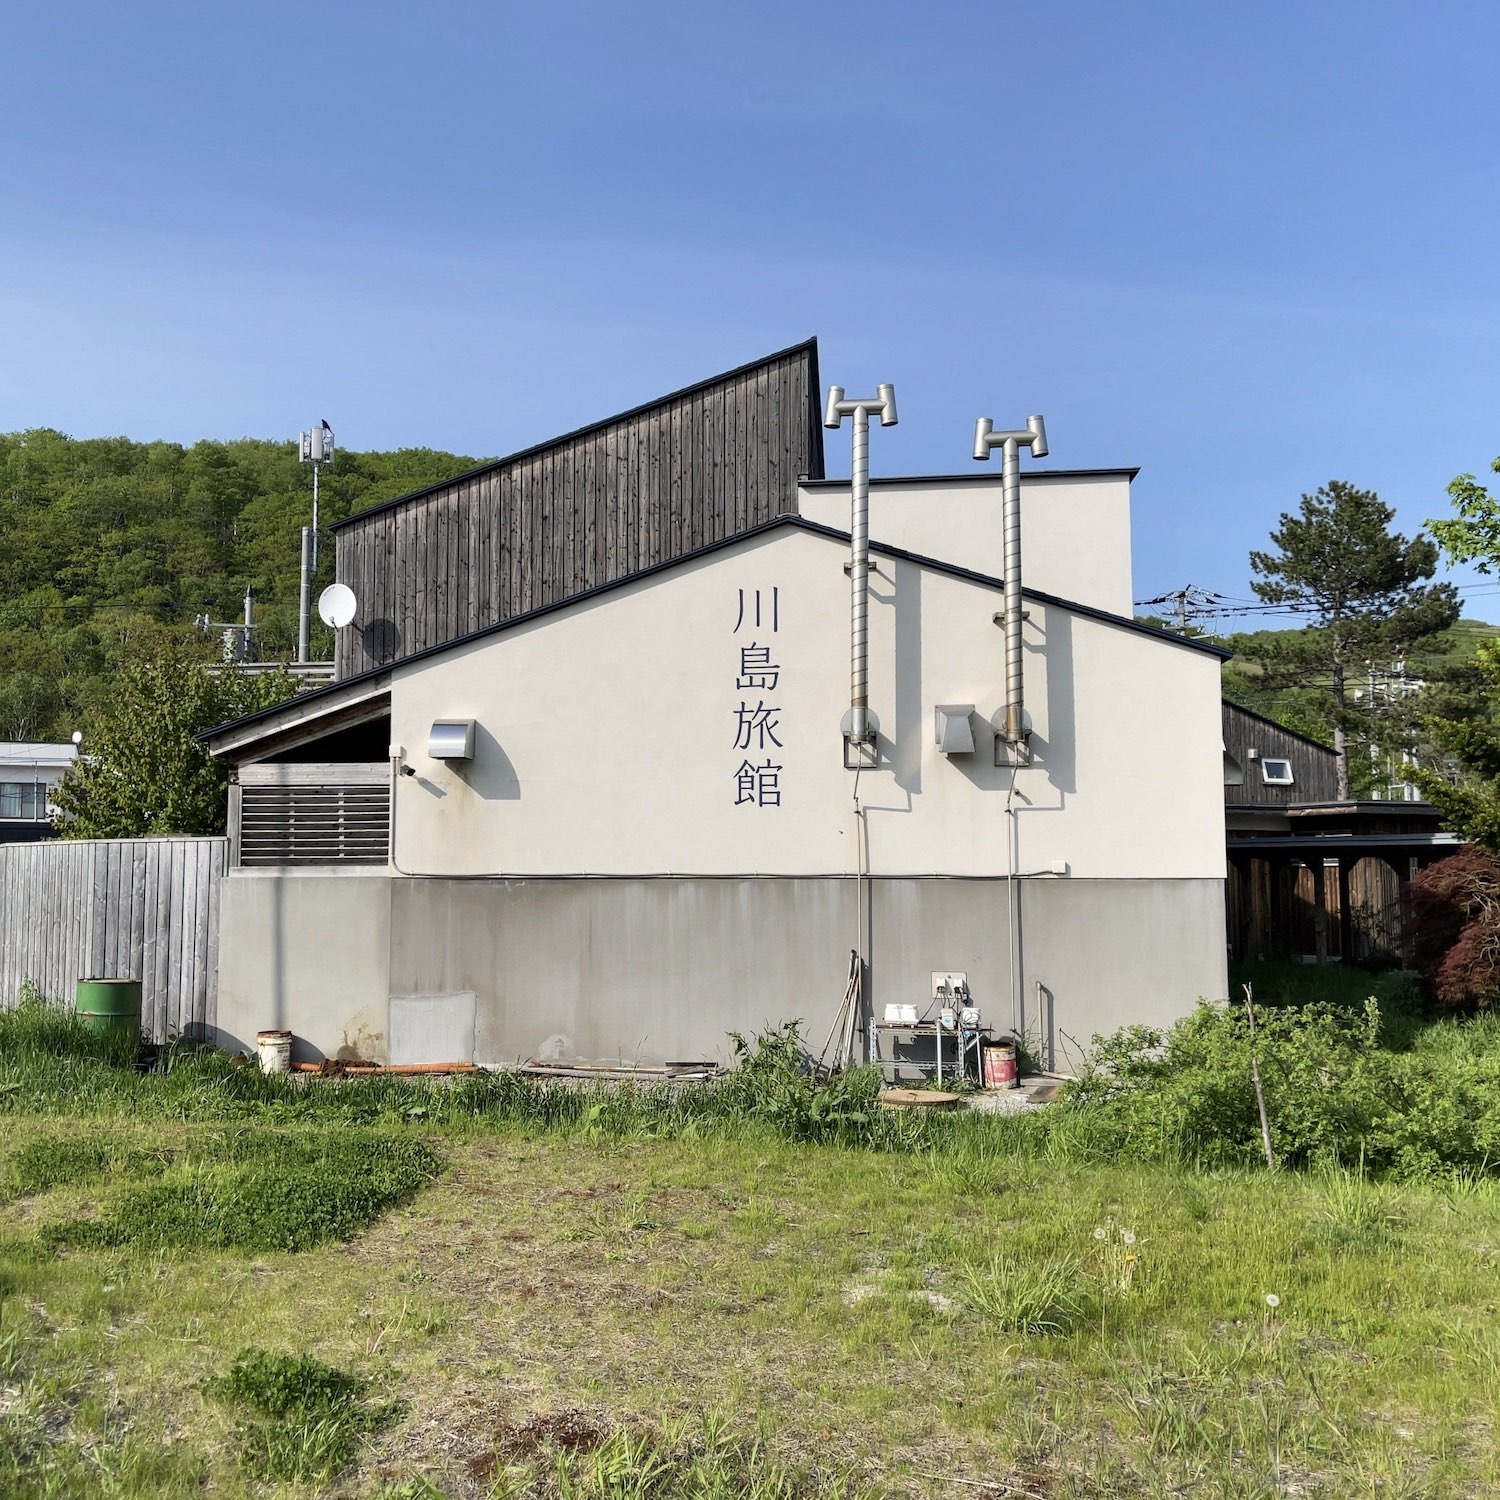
[1222,702,1458,963]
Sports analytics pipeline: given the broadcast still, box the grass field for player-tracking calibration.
[4,984,1500,1498]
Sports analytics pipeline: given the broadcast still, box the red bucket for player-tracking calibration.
[983,1042,1019,1090]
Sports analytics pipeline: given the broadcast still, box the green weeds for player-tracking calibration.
[3,1131,175,1201]
[43,1129,442,1253]
[210,1347,398,1484]
[14,981,1500,1187]
[468,1408,872,1499]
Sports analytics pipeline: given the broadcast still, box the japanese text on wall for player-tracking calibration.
[732,587,782,808]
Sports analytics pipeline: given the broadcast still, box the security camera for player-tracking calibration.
[399,765,417,778]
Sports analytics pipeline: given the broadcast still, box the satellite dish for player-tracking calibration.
[318,583,358,629]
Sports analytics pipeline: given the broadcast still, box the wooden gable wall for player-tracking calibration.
[1222,700,1338,805]
[332,341,824,677]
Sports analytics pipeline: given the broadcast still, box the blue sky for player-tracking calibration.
[4,1,1500,624]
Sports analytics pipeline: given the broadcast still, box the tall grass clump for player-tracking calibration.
[0,982,139,1067]
[955,1252,1086,1334]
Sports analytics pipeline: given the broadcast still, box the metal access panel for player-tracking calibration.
[389,991,476,1065]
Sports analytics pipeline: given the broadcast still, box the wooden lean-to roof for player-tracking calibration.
[330,339,825,678]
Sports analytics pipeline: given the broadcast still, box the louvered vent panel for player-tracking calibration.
[239,775,390,866]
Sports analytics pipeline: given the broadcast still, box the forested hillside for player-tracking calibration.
[0,430,481,741]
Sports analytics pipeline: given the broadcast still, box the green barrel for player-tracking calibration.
[75,978,142,1051]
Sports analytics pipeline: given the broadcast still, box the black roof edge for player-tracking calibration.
[799,466,1142,486]
[201,513,1228,750]
[330,337,822,533]
[1221,700,1336,754]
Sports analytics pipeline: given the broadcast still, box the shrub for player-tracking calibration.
[1065,999,1407,1172]
[1408,846,1500,1009]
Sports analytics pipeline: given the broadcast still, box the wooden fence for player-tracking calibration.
[0,837,226,1041]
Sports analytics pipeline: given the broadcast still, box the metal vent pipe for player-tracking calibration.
[825,384,898,745]
[974,415,1047,746]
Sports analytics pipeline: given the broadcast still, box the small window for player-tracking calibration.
[0,782,42,819]
[1261,758,1294,786]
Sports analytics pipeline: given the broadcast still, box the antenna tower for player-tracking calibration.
[296,420,335,665]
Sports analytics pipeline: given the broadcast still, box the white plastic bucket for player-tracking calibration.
[256,1029,292,1074]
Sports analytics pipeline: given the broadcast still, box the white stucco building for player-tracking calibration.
[203,344,1228,1071]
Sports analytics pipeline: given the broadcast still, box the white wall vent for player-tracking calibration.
[934,704,977,756]
[428,719,475,760]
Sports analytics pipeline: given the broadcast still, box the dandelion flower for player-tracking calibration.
[1265,1293,1281,1309]
[1121,1230,1136,1245]
[1093,1227,1107,1241]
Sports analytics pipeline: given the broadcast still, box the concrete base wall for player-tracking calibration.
[214,873,1227,1071]
[214,874,393,1062]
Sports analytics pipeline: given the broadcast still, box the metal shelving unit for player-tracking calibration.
[874,1023,989,1086]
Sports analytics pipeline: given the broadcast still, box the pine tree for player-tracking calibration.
[1250,481,1459,799]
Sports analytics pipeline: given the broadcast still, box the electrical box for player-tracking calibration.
[931,971,969,1004]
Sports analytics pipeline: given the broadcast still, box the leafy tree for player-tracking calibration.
[51,653,297,838]
[1406,845,1500,1008]
[1250,481,1459,799]
[0,429,478,740]
[1411,454,1500,846]
[1429,454,1500,572]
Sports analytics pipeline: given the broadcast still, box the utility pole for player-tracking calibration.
[195,588,257,665]
[297,420,335,665]
[1135,585,1218,635]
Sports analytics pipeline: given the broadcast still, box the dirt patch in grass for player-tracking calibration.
[465,1405,614,1481]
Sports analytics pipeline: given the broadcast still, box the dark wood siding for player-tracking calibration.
[1222,701,1338,806]
[333,342,823,677]
[1227,851,1415,964]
